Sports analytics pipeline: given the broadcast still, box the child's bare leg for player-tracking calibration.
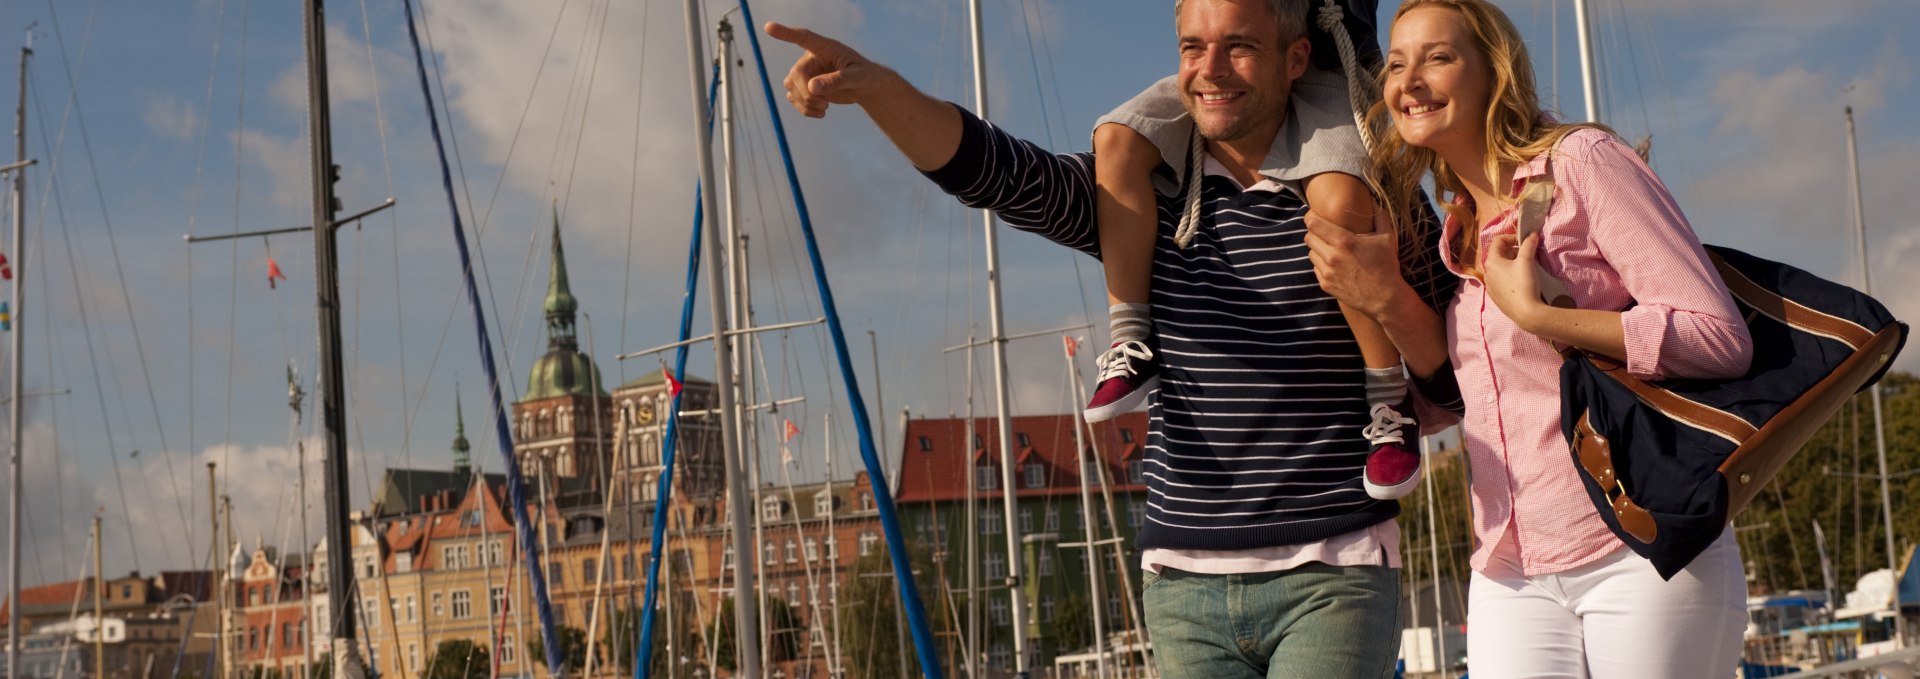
[1085,123,1166,422]
[1095,122,1158,309]
[1306,171,1421,499]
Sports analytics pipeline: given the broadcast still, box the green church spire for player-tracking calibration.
[452,390,471,475]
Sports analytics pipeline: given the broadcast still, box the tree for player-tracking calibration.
[707,595,804,672]
[836,544,947,679]
[421,640,490,679]
[1047,594,1093,654]
[524,625,587,674]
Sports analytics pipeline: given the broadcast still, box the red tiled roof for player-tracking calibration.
[1,578,94,625]
[894,412,1149,504]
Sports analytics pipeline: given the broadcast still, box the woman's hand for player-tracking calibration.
[1480,232,1546,332]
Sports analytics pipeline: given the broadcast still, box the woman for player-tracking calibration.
[1307,0,1754,676]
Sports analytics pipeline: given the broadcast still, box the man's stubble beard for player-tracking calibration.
[1183,80,1290,144]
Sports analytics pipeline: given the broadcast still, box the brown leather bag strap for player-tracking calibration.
[1711,252,1875,349]
[1584,353,1757,444]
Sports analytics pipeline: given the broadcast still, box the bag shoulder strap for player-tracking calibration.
[1515,153,1577,309]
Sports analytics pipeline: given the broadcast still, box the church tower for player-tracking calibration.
[511,213,611,485]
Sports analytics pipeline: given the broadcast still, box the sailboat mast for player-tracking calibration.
[302,0,357,670]
[4,38,26,679]
[682,0,760,674]
[1421,437,1447,678]
[965,0,1033,673]
[1846,105,1903,646]
[1064,354,1108,679]
[1573,0,1600,122]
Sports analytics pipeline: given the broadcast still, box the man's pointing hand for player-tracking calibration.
[766,22,891,118]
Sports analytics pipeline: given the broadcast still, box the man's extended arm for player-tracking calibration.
[768,22,1100,255]
[767,23,962,171]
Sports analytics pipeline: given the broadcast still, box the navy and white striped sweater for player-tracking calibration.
[924,107,1457,551]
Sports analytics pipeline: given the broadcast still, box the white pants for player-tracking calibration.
[1465,526,1747,679]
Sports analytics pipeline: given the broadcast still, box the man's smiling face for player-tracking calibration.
[1176,0,1305,145]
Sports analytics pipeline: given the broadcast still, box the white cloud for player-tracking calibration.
[142,94,201,141]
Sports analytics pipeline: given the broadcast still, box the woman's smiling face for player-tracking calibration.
[1383,5,1492,159]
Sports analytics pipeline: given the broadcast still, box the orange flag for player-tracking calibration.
[267,256,287,289]
[783,419,800,442]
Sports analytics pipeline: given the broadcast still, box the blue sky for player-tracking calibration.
[4,0,1916,584]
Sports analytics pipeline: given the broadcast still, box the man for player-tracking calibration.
[768,0,1454,675]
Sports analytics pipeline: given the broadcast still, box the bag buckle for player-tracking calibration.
[1574,412,1660,544]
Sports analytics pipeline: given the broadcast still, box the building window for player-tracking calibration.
[917,436,932,452]
[858,532,879,557]
[549,562,564,587]
[981,508,1002,535]
[1130,503,1145,528]
[859,493,874,512]
[432,592,443,618]
[1045,508,1059,532]
[975,466,997,491]
[249,628,259,651]
[1108,595,1123,620]
[405,594,417,622]
[804,538,819,562]
[395,552,413,573]
[825,535,839,560]
[443,545,469,570]
[1040,596,1055,622]
[490,540,505,566]
[1038,550,1054,576]
[362,598,378,625]
[1023,463,1046,488]
[122,585,134,599]
[1019,508,1033,533]
[490,586,507,616]
[501,634,516,664]
[621,554,635,581]
[985,551,1006,580]
[989,599,1008,626]
[973,434,984,449]
[407,643,419,672]
[989,644,1010,669]
[814,490,834,516]
[761,495,784,522]
[1128,460,1145,484]
[451,590,473,619]
[785,540,798,563]
[723,543,734,570]
[583,558,598,584]
[763,542,778,566]
[786,582,801,605]
[1016,432,1031,447]
[462,510,482,528]
[249,589,261,606]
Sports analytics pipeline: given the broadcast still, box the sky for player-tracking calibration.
[2,0,1916,589]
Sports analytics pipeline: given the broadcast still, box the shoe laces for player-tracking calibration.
[1095,341,1155,382]
[1361,401,1415,445]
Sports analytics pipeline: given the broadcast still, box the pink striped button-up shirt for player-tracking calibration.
[1438,128,1752,576]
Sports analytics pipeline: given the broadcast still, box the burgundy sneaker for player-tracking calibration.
[1361,396,1423,500]
[1084,340,1162,423]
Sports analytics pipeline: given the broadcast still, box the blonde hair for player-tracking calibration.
[1366,0,1613,276]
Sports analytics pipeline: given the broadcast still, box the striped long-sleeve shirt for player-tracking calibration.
[923,107,1457,551]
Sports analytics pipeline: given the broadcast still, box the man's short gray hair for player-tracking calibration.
[1174,0,1309,43]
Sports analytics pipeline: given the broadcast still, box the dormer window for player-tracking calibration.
[1119,428,1134,444]
[760,495,784,521]
[1016,432,1031,447]
[972,434,983,449]
[859,493,874,511]
[975,465,998,491]
[917,436,932,452]
[1023,463,1046,489]
[814,490,835,516]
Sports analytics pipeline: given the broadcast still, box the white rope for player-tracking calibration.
[1318,0,1380,152]
[1172,127,1206,248]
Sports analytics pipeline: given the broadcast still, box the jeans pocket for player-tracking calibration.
[1141,569,1162,589]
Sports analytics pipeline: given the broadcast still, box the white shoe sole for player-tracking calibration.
[1083,375,1161,423]
[1363,459,1424,500]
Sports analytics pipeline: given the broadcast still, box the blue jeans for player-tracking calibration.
[1144,563,1402,678]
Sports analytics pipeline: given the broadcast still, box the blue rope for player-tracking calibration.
[734,2,943,675]
[633,65,720,679]
[399,0,563,674]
